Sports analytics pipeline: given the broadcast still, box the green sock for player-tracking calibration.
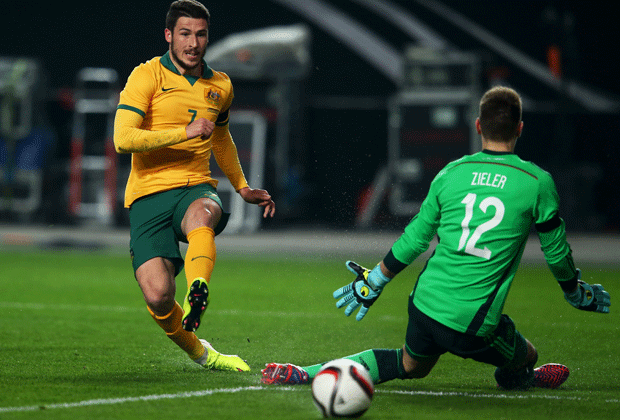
[303,348,405,384]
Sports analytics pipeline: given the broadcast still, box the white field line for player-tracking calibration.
[2,301,617,412]
[382,389,619,404]
[0,386,268,413]
[1,385,617,414]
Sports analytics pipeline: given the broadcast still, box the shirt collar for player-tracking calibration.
[481,149,514,156]
[160,51,214,80]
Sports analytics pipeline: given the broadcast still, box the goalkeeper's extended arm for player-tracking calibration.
[562,269,611,313]
[537,217,610,313]
[333,261,393,321]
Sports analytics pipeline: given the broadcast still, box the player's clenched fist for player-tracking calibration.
[186,117,215,139]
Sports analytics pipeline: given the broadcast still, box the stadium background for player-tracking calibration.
[1,0,619,236]
[2,4,618,417]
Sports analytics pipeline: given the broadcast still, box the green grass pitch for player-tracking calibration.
[0,248,618,419]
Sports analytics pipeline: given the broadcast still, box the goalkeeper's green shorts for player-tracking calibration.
[128,183,229,276]
[404,299,528,369]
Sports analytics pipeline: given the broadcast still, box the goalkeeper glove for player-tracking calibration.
[564,269,611,313]
[333,261,391,321]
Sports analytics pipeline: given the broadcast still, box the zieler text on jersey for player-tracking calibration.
[471,172,507,189]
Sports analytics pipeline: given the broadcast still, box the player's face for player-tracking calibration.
[165,17,208,75]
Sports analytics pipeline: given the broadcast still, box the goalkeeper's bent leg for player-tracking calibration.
[494,339,538,390]
[303,349,408,384]
[495,363,535,390]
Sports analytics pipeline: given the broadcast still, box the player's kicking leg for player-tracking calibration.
[193,339,250,372]
[182,278,209,332]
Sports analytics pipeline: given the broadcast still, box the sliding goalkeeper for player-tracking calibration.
[261,86,610,389]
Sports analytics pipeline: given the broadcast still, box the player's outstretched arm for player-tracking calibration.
[238,187,275,218]
[333,261,393,321]
[564,269,611,313]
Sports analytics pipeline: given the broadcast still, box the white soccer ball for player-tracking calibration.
[311,358,374,418]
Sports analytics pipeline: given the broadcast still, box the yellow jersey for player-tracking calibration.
[114,51,248,207]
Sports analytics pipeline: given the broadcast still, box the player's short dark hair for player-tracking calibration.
[166,0,210,31]
[479,86,522,142]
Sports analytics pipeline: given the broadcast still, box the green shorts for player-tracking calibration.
[128,184,230,277]
[405,298,528,369]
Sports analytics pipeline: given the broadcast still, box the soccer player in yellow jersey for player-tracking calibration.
[114,0,275,371]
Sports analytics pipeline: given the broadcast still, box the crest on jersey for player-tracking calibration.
[205,89,221,106]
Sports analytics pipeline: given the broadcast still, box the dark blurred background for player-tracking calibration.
[1,0,618,233]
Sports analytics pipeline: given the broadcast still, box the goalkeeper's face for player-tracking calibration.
[165,16,208,76]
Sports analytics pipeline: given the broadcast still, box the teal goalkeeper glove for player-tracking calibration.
[333,261,391,321]
[564,269,611,313]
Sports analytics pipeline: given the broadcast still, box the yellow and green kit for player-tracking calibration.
[114,51,248,208]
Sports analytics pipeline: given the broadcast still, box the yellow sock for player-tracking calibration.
[185,226,216,288]
[148,302,205,360]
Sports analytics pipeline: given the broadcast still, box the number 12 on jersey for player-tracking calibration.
[458,193,505,260]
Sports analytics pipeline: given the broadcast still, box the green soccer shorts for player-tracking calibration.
[128,184,230,276]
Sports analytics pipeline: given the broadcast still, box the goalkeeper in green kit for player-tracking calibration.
[261,86,610,389]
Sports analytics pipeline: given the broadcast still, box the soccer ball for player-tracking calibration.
[311,359,374,418]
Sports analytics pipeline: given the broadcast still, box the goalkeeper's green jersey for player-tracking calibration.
[388,150,575,337]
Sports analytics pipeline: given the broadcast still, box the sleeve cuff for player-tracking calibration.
[383,249,409,275]
[558,270,579,293]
